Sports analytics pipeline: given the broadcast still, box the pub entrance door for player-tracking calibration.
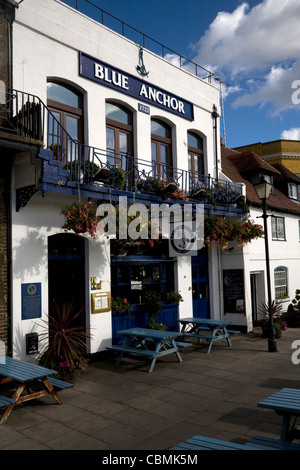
[48,233,86,329]
[192,254,209,318]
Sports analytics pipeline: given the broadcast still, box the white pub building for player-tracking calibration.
[1,0,253,360]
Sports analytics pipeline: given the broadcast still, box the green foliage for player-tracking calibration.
[143,291,162,323]
[259,300,287,338]
[165,291,183,303]
[111,297,131,313]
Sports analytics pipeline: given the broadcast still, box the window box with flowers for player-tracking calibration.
[111,297,131,314]
[61,200,100,238]
[137,177,187,201]
[164,291,184,304]
[204,215,264,250]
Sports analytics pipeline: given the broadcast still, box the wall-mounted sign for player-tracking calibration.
[91,291,111,313]
[223,270,245,314]
[79,52,194,121]
[21,283,42,320]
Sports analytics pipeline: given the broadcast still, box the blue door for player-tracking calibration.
[192,256,209,318]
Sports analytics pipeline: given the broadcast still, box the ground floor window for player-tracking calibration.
[274,266,288,299]
[111,256,175,305]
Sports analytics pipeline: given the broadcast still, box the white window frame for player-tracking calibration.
[274,267,288,299]
[271,216,285,240]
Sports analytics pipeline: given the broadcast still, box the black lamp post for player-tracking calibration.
[254,175,277,352]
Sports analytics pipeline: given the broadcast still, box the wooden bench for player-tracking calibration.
[0,395,15,408]
[171,434,300,451]
[174,341,192,350]
[247,435,300,450]
[227,330,241,336]
[170,435,270,450]
[107,345,158,358]
[46,377,74,390]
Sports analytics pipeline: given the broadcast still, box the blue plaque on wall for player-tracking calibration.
[21,283,42,320]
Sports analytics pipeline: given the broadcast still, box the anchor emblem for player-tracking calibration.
[137,48,149,77]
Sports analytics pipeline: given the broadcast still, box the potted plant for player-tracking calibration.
[37,302,91,381]
[285,289,300,327]
[165,291,183,304]
[142,290,163,329]
[108,167,127,190]
[258,300,287,338]
[61,200,100,238]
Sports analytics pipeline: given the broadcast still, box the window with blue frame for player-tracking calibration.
[111,257,175,306]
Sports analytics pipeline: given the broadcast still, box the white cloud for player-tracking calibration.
[233,63,300,113]
[281,128,300,140]
[192,0,300,114]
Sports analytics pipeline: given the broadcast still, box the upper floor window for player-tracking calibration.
[151,119,172,177]
[271,216,285,240]
[288,183,299,200]
[188,131,204,179]
[106,102,133,167]
[274,266,288,299]
[47,81,83,160]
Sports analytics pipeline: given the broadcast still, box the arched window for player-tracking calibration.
[188,131,204,179]
[151,118,172,177]
[274,266,288,299]
[47,81,83,160]
[106,102,133,167]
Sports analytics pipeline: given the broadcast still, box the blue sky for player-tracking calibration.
[62,0,300,149]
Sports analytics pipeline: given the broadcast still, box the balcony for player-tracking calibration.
[0,88,244,214]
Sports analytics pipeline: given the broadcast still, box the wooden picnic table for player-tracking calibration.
[178,317,239,353]
[0,356,72,424]
[107,327,190,373]
[258,388,300,441]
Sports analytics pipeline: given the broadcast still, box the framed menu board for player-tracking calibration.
[223,269,245,314]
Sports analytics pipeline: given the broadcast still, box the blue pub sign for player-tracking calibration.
[79,52,194,121]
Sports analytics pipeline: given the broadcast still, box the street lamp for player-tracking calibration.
[254,175,277,352]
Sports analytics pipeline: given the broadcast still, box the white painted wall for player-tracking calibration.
[219,207,300,332]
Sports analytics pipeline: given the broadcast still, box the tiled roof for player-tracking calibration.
[221,145,300,214]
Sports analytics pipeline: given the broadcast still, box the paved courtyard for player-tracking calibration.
[1,327,300,450]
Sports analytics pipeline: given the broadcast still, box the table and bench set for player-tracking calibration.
[106,316,239,373]
[171,387,300,451]
[0,356,73,424]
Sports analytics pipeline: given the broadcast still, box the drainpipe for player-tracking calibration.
[212,105,220,181]
[4,1,17,90]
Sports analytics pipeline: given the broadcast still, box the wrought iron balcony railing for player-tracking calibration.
[1,88,244,208]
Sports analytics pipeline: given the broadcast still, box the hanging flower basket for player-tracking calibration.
[61,201,100,238]
[204,215,264,250]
